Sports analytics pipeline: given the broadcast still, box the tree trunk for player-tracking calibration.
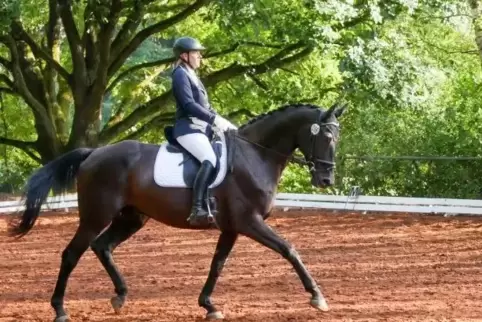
[469,0,482,64]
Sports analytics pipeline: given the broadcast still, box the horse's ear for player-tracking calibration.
[327,102,339,114]
[326,102,346,118]
[334,103,347,118]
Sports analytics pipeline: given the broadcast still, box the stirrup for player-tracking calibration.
[205,200,216,224]
[187,207,213,225]
[207,197,218,219]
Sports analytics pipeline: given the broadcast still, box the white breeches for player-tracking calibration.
[176,133,217,167]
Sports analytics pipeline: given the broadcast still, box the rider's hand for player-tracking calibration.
[214,115,237,131]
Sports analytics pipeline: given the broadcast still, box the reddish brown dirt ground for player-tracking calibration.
[1,209,482,322]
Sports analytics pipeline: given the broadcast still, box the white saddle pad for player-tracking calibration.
[153,131,228,188]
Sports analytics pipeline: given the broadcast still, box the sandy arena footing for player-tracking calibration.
[1,209,482,321]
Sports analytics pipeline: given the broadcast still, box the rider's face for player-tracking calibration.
[182,51,202,69]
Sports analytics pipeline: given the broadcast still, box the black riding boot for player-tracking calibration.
[187,160,216,226]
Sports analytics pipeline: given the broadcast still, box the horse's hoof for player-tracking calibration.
[110,296,125,314]
[310,297,329,312]
[54,315,70,322]
[206,311,224,320]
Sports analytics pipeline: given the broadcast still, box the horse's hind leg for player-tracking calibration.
[51,220,110,322]
[239,214,329,312]
[90,206,147,314]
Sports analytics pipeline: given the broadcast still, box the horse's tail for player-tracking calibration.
[8,148,95,237]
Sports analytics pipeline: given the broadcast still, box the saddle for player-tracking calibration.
[153,125,236,189]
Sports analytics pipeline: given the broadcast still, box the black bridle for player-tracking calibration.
[301,109,339,173]
[233,110,340,173]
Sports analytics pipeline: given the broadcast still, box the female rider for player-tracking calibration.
[171,36,237,226]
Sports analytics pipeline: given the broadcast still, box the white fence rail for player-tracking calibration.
[0,194,78,214]
[2,192,482,215]
[275,193,482,215]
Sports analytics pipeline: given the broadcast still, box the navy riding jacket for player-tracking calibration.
[171,64,217,139]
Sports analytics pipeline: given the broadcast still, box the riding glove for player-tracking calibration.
[214,115,237,131]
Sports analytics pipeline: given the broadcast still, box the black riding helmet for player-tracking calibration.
[173,36,206,58]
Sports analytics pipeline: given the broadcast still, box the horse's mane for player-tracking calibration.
[238,103,323,130]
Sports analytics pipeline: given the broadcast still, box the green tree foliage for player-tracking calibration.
[0,0,420,163]
[331,0,482,198]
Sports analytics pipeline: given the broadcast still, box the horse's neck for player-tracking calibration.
[231,109,313,205]
[238,108,313,158]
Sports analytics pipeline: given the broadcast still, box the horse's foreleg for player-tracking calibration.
[199,231,238,320]
[90,207,147,314]
[240,214,329,312]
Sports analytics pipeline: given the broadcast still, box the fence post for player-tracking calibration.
[345,186,361,211]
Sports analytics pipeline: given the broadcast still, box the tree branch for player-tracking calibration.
[419,13,475,21]
[58,0,87,88]
[332,8,371,31]
[106,57,174,94]
[16,41,51,108]
[0,74,14,88]
[120,107,258,142]
[10,21,70,82]
[227,108,257,119]
[116,112,175,142]
[0,136,41,163]
[109,0,145,61]
[82,2,99,77]
[106,43,240,94]
[0,57,11,71]
[108,0,212,78]
[279,67,301,76]
[99,42,314,143]
[203,42,310,87]
[415,35,479,55]
[203,43,240,58]
[107,41,278,94]
[150,2,192,12]
[46,0,59,48]
[70,0,124,149]
[247,74,269,91]
[91,0,122,94]
[1,35,57,145]
[272,45,314,67]
[107,39,287,97]
[1,36,47,116]
[100,91,172,143]
[44,0,64,118]
[468,0,482,64]
[0,87,18,96]
[237,41,285,49]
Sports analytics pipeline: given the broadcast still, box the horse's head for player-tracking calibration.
[296,103,346,188]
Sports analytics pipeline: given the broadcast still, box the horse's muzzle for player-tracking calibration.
[311,173,334,188]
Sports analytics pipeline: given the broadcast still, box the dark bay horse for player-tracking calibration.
[9,103,345,322]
